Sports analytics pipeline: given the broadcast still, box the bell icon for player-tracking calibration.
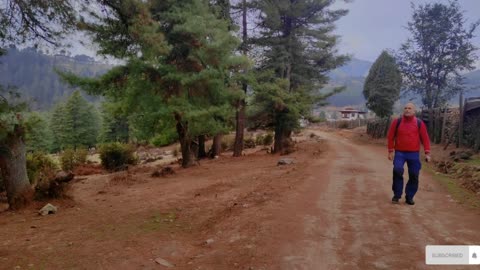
[473,253,477,259]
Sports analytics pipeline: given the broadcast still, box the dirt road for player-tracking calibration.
[268,130,480,270]
[1,129,479,269]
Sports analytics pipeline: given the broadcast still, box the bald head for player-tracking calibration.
[403,103,416,117]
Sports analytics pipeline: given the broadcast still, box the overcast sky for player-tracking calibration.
[332,0,480,66]
[71,0,480,67]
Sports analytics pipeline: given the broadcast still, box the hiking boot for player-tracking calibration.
[392,196,400,204]
[405,197,415,205]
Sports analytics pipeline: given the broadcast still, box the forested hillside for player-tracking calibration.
[0,47,111,110]
[2,48,478,111]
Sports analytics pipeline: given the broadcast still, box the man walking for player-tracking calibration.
[387,103,431,205]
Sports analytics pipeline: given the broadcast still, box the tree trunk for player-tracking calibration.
[273,125,283,154]
[233,99,246,157]
[198,135,207,159]
[233,0,248,157]
[0,127,33,210]
[273,122,293,155]
[174,113,196,168]
[210,134,223,158]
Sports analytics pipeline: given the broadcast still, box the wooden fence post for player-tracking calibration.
[428,108,434,139]
[435,108,442,144]
[441,108,448,144]
[458,92,464,148]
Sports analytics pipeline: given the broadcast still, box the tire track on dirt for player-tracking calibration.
[275,130,480,269]
[317,130,480,270]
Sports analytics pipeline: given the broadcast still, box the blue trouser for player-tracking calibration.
[392,151,422,199]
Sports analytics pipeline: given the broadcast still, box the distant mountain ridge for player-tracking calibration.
[329,58,373,80]
[0,47,111,110]
[1,49,478,110]
[323,58,372,107]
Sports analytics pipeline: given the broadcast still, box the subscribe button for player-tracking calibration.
[426,245,480,265]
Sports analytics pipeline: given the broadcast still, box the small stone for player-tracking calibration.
[155,257,174,268]
[277,158,295,166]
[38,203,57,216]
[205,238,214,245]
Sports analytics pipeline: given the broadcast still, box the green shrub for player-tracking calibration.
[99,142,138,171]
[306,115,324,123]
[244,137,256,149]
[255,134,265,146]
[60,148,88,171]
[254,133,273,146]
[220,140,229,151]
[263,133,274,146]
[221,135,235,151]
[60,149,75,171]
[27,152,59,186]
[150,130,178,147]
[76,148,88,164]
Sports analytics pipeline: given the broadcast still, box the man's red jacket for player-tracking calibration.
[387,116,431,154]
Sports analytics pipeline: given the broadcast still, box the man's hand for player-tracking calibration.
[388,152,394,161]
[425,154,431,163]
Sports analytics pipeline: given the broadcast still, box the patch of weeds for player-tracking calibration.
[425,165,480,209]
[141,212,177,232]
[466,157,480,166]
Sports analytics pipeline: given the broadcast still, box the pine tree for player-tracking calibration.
[24,112,53,153]
[50,91,99,150]
[99,101,130,143]
[231,0,249,157]
[50,102,67,151]
[251,0,349,154]
[63,91,99,149]
[63,0,248,167]
[0,0,76,47]
[363,51,402,118]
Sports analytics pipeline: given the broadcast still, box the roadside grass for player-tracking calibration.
[425,164,480,209]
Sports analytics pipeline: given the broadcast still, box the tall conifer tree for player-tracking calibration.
[252,0,349,153]
[363,51,402,118]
